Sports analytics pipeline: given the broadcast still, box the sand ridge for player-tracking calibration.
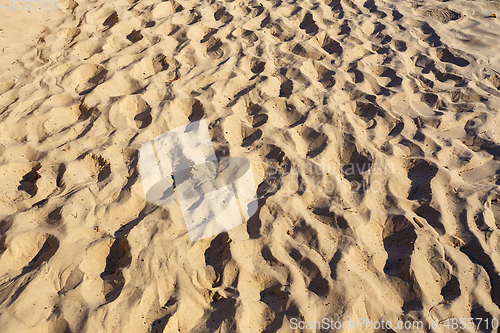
[1,0,500,331]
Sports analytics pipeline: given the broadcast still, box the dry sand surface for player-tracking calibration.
[1,0,500,331]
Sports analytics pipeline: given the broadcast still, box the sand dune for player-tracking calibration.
[1,0,500,331]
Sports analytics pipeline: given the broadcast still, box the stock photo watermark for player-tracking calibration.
[1,0,55,11]
[137,120,395,241]
[290,316,500,331]
[262,159,395,196]
[290,317,424,331]
[138,120,258,242]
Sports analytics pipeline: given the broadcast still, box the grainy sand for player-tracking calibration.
[1,0,500,332]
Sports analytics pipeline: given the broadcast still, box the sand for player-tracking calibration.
[1,0,500,331]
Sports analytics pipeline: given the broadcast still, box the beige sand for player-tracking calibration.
[1,0,500,331]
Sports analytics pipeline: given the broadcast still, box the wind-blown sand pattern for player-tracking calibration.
[1,0,500,331]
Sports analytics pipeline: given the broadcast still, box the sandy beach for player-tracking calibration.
[1,0,500,331]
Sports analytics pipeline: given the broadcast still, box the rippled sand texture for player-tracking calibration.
[1,0,500,331]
